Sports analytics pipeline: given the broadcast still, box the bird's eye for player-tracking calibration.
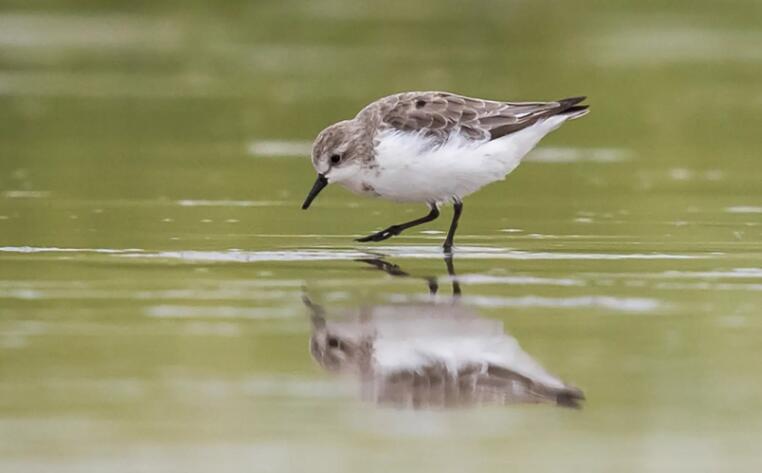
[327,336,340,349]
[330,154,341,165]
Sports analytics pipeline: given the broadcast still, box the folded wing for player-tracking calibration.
[374,91,588,144]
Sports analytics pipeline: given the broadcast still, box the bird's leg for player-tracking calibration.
[426,277,439,295]
[444,253,462,297]
[442,200,463,253]
[356,257,439,295]
[355,203,440,243]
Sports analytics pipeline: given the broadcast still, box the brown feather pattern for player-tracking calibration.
[357,91,588,144]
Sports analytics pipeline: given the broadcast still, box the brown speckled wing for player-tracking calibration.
[374,91,587,143]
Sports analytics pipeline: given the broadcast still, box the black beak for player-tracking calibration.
[301,174,328,210]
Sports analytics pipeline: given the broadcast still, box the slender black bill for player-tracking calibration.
[301,174,328,210]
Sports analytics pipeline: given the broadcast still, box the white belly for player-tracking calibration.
[340,116,569,203]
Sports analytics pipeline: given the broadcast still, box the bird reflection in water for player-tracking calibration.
[305,255,584,409]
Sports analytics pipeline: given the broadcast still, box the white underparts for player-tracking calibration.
[336,115,573,203]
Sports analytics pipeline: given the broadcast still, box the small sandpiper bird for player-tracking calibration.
[301,91,589,251]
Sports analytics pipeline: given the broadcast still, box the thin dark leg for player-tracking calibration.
[356,203,439,243]
[426,277,439,295]
[444,254,461,296]
[443,200,463,253]
[355,257,438,295]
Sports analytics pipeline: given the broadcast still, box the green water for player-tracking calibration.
[2,1,762,471]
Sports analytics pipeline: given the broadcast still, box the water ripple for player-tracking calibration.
[0,246,713,262]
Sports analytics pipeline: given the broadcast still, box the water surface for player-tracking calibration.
[1,1,762,472]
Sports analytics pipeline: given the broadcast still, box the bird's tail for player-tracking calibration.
[535,383,585,409]
[555,96,589,120]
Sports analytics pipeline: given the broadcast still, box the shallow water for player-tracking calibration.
[2,1,762,472]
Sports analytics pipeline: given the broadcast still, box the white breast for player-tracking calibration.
[345,116,571,203]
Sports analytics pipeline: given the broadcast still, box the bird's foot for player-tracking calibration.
[355,225,402,243]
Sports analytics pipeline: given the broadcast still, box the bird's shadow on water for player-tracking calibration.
[303,255,585,410]
[355,253,461,297]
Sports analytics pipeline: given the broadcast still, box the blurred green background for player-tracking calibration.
[1,1,762,472]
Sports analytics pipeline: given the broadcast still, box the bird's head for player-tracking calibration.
[309,330,362,373]
[302,120,365,209]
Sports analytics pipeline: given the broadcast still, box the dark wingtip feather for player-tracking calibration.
[555,96,589,117]
[558,96,587,107]
[488,95,589,141]
[556,93,589,119]
[556,387,586,409]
